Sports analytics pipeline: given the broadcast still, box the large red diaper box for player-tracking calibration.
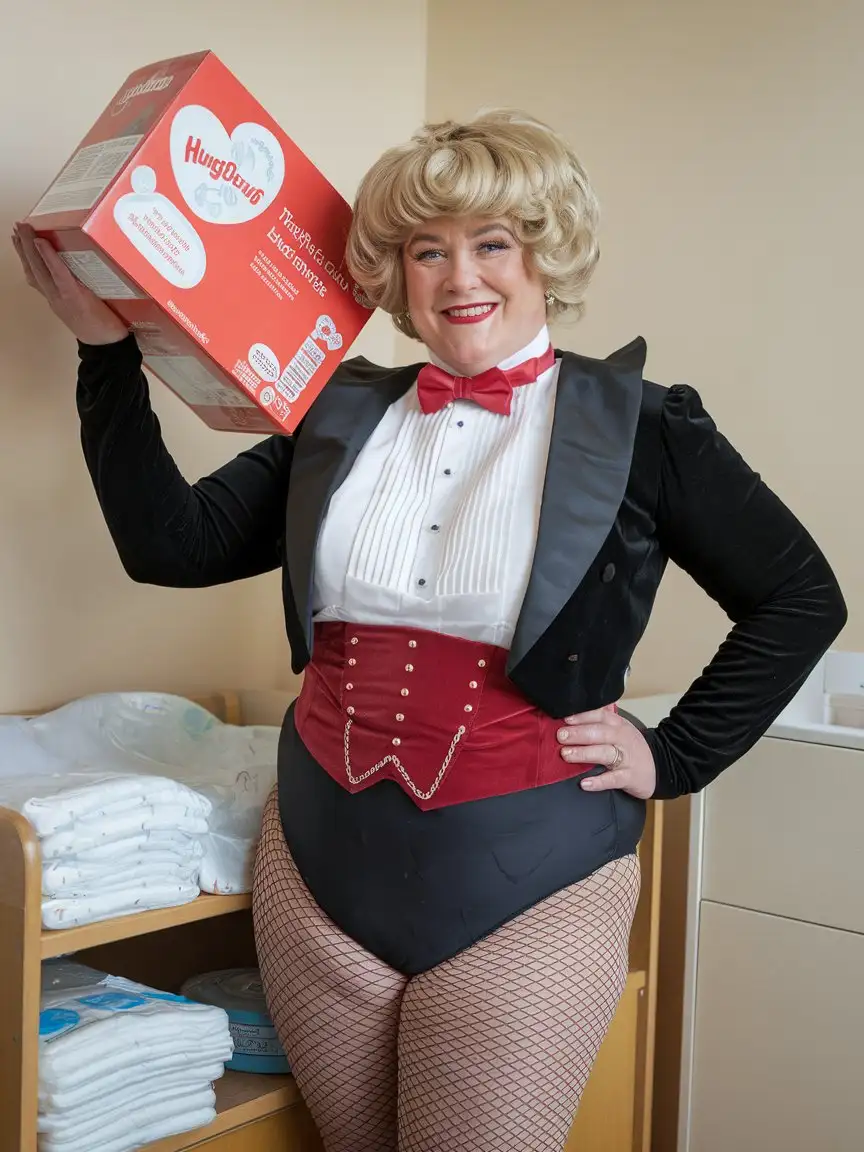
[25,51,375,433]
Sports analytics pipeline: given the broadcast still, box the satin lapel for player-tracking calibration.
[507,338,647,672]
[285,358,421,653]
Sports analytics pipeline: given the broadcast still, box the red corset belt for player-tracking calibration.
[294,622,598,812]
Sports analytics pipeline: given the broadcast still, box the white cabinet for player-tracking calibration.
[626,665,864,1152]
[690,902,864,1152]
[703,737,864,935]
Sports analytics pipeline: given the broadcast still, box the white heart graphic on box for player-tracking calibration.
[169,104,285,226]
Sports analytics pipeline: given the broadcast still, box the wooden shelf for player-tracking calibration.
[41,893,252,959]
[0,687,663,1152]
[148,1072,300,1151]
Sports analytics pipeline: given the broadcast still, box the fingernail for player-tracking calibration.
[581,779,596,790]
[558,728,569,741]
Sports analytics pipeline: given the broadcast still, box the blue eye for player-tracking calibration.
[410,238,512,262]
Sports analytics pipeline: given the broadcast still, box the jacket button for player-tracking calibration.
[567,654,579,663]
[601,562,616,583]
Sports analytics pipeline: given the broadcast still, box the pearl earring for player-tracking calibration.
[544,289,555,307]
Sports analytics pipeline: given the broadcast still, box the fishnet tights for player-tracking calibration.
[253,790,404,1150]
[253,787,639,1152]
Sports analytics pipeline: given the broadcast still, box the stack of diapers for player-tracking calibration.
[28,693,280,895]
[0,719,209,929]
[39,960,233,1152]
[0,693,281,929]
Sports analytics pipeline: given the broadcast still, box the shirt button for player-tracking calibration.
[457,420,464,427]
[443,468,452,476]
[601,563,616,583]
[430,524,440,532]
[418,578,426,587]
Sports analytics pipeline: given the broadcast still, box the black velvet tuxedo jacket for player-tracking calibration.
[77,335,847,799]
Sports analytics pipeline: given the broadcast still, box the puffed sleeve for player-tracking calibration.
[642,384,847,799]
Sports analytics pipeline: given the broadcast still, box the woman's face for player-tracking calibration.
[402,216,547,376]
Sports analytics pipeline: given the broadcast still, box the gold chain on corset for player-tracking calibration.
[343,720,467,801]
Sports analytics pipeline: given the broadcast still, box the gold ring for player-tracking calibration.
[610,745,624,769]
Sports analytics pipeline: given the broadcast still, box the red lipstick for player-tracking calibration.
[441,303,498,325]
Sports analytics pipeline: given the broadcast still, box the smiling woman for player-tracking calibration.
[399,216,547,375]
[12,105,846,1152]
[347,110,600,344]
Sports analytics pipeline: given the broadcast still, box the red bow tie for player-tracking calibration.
[416,344,556,416]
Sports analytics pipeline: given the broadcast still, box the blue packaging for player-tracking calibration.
[181,968,289,1074]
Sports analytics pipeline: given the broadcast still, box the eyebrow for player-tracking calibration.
[408,223,515,244]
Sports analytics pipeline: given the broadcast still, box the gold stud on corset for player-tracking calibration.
[337,631,482,802]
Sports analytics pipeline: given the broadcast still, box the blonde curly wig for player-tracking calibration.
[346,109,600,340]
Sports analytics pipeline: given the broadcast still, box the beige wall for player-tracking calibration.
[426,0,860,696]
[0,1,427,711]
[2,0,858,713]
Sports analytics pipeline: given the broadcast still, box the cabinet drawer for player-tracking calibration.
[702,737,864,932]
[690,901,864,1152]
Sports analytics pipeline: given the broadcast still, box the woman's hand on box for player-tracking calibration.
[12,223,129,346]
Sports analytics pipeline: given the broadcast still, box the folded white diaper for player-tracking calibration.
[39,1057,225,1112]
[41,882,200,929]
[38,1090,216,1152]
[41,853,199,897]
[21,774,211,837]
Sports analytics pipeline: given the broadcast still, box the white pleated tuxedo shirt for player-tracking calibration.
[313,326,559,648]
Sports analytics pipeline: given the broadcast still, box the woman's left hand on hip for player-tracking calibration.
[557,706,657,798]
